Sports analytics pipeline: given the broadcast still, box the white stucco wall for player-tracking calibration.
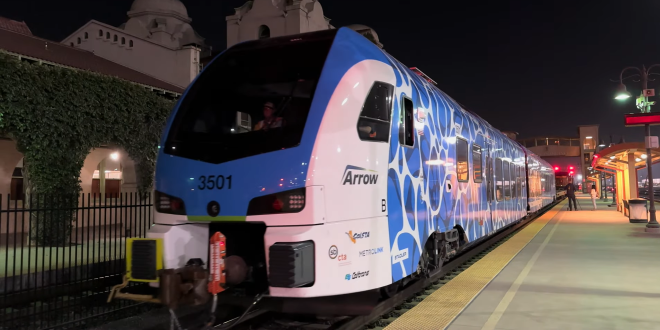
[63,22,200,89]
[226,0,333,48]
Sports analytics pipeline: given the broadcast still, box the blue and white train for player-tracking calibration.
[113,27,556,313]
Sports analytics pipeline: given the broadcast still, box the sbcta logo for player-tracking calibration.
[328,245,338,259]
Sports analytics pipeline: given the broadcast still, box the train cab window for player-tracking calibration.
[399,97,414,147]
[503,161,511,200]
[456,138,469,182]
[163,33,334,164]
[357,82,394,142]
[472,144,482,183]
[495,158,503,202]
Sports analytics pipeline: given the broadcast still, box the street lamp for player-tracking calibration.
[616,65,660,232]
[615,83,632,100]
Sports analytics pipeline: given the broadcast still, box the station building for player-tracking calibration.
[62,0,207,90]
[516,125,602,192]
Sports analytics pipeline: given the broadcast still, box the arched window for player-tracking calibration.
[70,42,74,47]
[106,32,110,39]
[84,32,89,39]
[77,37,81,44]
[129,40,134,47]
[99,29,103,37]
[121,37,126,45]
[258,25,270,39]
[114,35,118,42]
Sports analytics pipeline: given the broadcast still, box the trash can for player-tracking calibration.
[628,199,648,223]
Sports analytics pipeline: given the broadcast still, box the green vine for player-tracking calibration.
[0,53,175,245]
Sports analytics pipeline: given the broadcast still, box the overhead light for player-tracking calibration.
[586,136,593,139]
[641,154,648,159]
[636,158,641,162]
[610,156,615,159]
[615,83,632,100]
[110,152,119,160]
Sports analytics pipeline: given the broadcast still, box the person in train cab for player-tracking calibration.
[590,184,599,211]
[565,178,578,211]
[253,101,284,131]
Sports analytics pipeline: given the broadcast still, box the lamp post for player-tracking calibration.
[597,141,609,202]
[616,65,660,231]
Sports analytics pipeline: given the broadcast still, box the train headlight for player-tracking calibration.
[247,188,306,215]
[155,191,187,215]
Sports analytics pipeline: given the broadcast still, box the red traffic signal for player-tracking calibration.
[568,166,574,171]
[569,171,574,175]
[554,166,560,171]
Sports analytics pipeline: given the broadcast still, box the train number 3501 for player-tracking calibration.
[198,175,233,190]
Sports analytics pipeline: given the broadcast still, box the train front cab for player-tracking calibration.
[113,28,405,311]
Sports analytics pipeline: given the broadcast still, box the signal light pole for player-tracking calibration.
[616,65,660,232]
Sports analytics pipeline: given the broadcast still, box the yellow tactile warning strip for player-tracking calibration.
[384,204,562,330]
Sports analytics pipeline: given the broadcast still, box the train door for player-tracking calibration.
[485,145,495,234]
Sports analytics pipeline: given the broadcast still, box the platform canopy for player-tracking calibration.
[590,142,660,207]
[591,142,660,171]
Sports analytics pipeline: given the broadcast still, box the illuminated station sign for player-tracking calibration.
[624,112,660,127]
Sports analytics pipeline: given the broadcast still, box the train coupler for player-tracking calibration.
[107,260,211,309]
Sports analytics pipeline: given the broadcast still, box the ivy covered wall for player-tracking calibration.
[0,53,175,245]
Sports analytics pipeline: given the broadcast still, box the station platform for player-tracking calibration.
[385,195,660,330]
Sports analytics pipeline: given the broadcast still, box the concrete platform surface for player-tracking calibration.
[448,196,660,330]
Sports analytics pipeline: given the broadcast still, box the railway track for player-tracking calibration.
[206,195,565,330]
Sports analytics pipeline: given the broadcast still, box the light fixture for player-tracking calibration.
[641,154,648,159]
[599,140,606,147]
[586,136,593,139]
[610,156,615,159]
[110,152,119,160]
[636,158,642,162]
[615,83,632,100]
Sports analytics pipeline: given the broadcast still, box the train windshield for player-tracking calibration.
[164,32,335,164]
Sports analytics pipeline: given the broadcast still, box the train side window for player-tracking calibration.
[486,154,493,202]
[516,165,522,198]
[503,161,511,200]
[516,165,521,198]
[399,96,414,147]
[520,166,525,197]
[512,165,517,199]
[456,138,469,182]
[472,144,483,183]
[357,82,394,142]
[495,158,503,202]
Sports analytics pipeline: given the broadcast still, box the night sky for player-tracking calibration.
[4,0,660,142]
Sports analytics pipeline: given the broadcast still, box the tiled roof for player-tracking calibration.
[0,21,183,94]
[0,17,31,36]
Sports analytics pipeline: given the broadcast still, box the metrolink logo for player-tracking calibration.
[341,165,379,185]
